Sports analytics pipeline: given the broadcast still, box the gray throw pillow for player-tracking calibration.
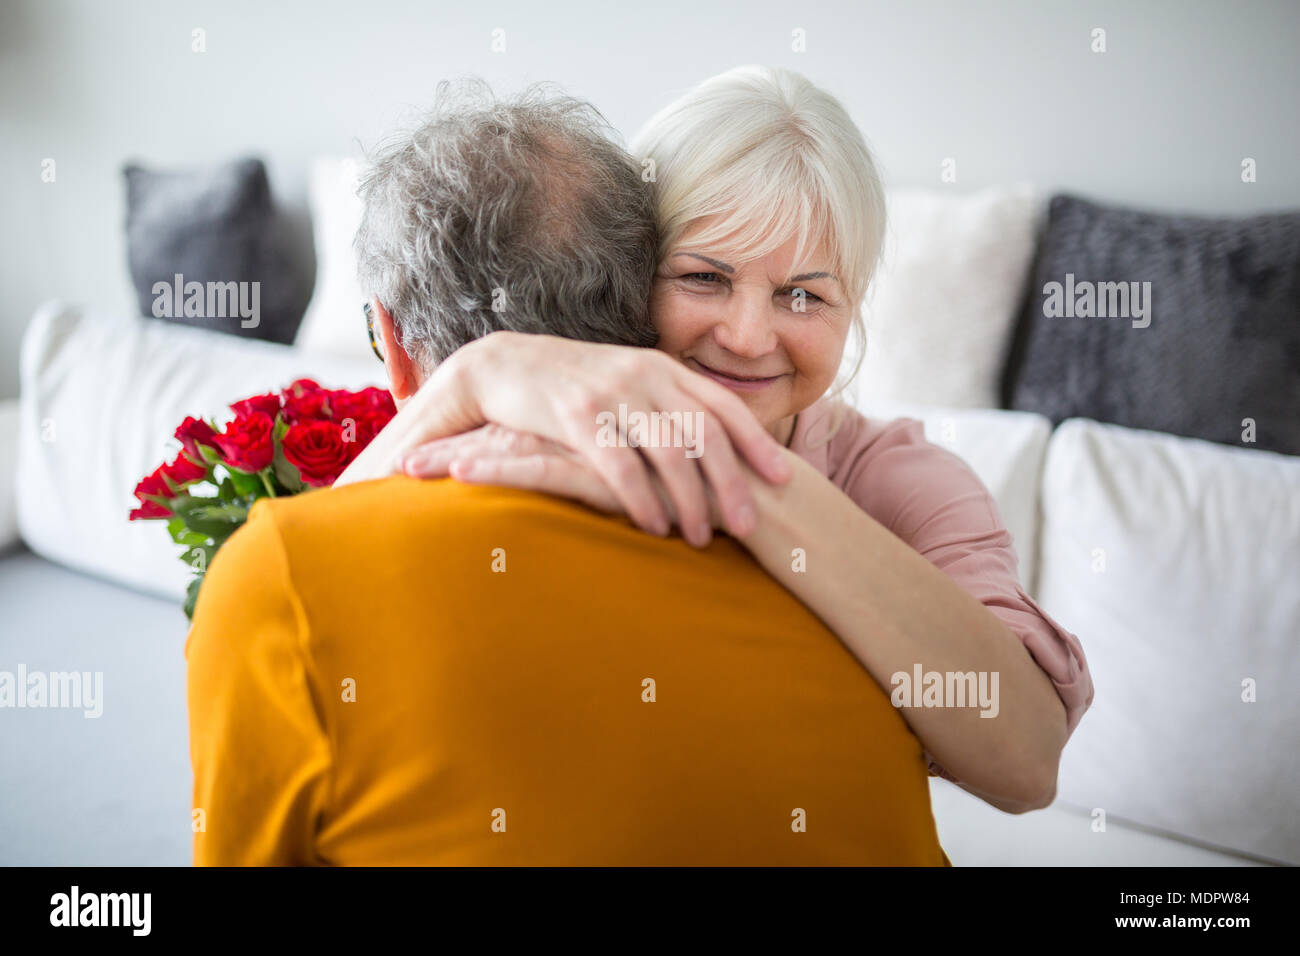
[1002,194,1300,455]
[124,157,306,344]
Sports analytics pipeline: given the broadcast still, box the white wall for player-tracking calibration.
[2,0,1297,399]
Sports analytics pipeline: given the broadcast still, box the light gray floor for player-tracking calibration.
[0,548,192,865]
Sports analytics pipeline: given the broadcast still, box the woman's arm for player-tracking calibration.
[336,331,792,542]
[741,446,1067,809]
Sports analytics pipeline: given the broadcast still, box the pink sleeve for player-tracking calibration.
[827,415,1095,782]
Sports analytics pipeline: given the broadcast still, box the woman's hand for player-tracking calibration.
[344,331,792,546]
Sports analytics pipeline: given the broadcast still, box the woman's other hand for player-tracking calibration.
[405,423,731,542]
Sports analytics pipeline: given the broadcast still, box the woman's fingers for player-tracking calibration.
[402,436,475,477]
[549,393,672,537]
[582,445,672,536]
[449,454,623,515]
[403,416,671,539]
[676,374,794,486]
[402,425,551,477]
[630,384,758,542]
[688,410,758,538]
[638,441,712,547]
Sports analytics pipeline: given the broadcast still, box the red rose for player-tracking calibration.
[162,451,207,488]
[326,387,396,460]
[133,464,171,501]
[129,451,206,521]
[283,389,330,423]
[212,411,275,473]
[130,465,174,520]
[283,378,323,398]
[129,500,171,520]
[344,410,389,460]
[230,393,281,419]
[282,420,350,487]
[174,416,218,462]
[328,386,395,422]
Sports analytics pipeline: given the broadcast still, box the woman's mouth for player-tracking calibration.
[686,358,787,392]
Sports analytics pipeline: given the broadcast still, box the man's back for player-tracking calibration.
[187,476,948,865]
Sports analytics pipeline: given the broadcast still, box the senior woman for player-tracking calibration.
[340,65,1094,813]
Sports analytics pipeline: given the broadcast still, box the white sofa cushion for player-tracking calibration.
[1041,418,1300,864]
[850,396,1052,596]
[17,301,379,600]
[849,183,1042,409]
[293,157,370,363]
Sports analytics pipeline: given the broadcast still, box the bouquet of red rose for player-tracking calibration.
[129,378,396,618]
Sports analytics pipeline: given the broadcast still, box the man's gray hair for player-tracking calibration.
[354,78,659,370]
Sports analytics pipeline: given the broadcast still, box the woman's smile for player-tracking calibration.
[685,357,789,392]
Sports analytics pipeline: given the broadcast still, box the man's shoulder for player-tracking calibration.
[244,476,676,573]
[196,477,627,628]
[212,476,792,623]
[208,478,549,574]
[262,474,460,525]
[261,475,610,540]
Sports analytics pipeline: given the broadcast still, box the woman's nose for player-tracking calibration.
[713,293,778,358]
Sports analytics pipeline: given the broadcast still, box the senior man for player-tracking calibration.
[186,80,950,865]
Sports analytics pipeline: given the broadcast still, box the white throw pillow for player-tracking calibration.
[848,184,1043,409]
[1040,418,1300,864]
[294,157,371,363]
[17,302,380,600]
[849,396,1052,595]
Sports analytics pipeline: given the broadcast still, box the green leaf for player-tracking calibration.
[183,575,205,620]
[272,443,304,494]
[226,467,263,498]
[177,542,216,570]
[171,497,249,538]
[165,515,208,547]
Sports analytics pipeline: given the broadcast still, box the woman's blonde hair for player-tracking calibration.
[629,65,888,402]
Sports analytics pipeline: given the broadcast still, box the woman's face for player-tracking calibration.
[650,218,853,442]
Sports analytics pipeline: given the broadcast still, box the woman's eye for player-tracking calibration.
[782,287,824,304]
[683,272,720,284]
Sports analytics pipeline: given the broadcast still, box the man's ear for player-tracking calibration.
[373,299,423,402]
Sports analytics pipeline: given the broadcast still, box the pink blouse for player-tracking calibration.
[788,398,1094,783]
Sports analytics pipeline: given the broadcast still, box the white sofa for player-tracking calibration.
[2,299,1294,866]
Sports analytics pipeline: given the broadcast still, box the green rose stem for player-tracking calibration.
[260,471,277,497]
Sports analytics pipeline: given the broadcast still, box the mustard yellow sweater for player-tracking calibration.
[186,476,949,865]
